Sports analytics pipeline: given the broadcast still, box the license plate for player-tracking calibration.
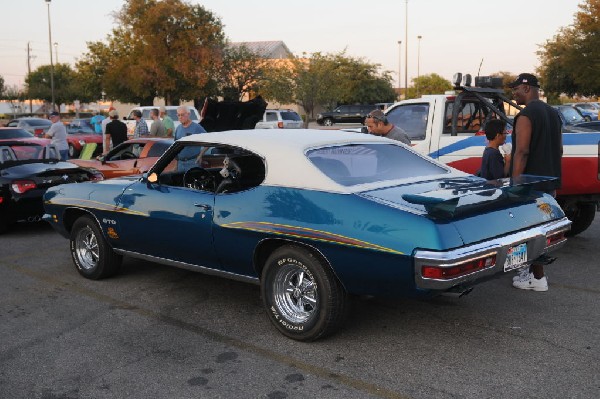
[504,243,528,272]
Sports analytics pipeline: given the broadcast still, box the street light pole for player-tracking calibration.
[45,0,55,112]
[397,40,402,99]
[54,42,58,64]
[404,0,408,97]
[417,35,422,96]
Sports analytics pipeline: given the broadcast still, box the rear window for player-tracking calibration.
[307,143,448,186]
[0,129,34,139]
[281,112,302,121]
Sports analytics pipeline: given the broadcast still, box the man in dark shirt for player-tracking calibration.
[509,73,563,292]
[104,110,128,154]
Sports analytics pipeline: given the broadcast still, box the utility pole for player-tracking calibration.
[27,42,33,114]
[404,0,408,97]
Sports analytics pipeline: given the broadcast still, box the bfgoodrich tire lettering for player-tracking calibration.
[261,245,347,341]
[70,215,122,280]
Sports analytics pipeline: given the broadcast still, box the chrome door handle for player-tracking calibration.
[194,203,212,211]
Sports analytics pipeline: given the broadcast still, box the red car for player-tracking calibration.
[65,119,103,158]
[69,138,173,179]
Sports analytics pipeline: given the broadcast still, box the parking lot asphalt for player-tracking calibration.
[1,217,599,398]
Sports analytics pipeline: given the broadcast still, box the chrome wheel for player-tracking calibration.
[74,225,99,270]
[273,263,318,324]
[323,118,333,126]
[262,246,347,341]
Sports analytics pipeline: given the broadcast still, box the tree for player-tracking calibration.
[261,51,396,119]
[537,0,600,97]
[211,44,273,101]
[25,63,77,106]
[405,73,452,99]
[73,41,112,103]
[75,0,226,105]
[0,75,4,98]
[2,84,25,116]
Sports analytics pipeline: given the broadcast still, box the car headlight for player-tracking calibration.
[78,140,86,146]
[317,114,322,119]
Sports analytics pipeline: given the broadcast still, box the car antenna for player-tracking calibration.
[477,58,484,77]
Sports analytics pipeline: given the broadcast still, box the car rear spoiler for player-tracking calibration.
[402,175,558,219]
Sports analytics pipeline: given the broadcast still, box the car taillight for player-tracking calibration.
[11,180,37,194]
[34,128,44,136]
[277,121,284,129]
[422,254,496,279]
[546,231,566,247]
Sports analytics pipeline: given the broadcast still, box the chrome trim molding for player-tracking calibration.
[413,217,571,290]
[113,249,260,285]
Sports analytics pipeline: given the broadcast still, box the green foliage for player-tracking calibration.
[405,73,452,99]
[0,75,4,98]
[211,44,273,101]
[261,51,396,118]
[73,0,226,104]
[537,0,600,97]
[25,63,77,105]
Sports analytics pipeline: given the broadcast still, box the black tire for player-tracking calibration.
[323,118,334,127]
[261,245,347,341]
[564,202,596,236]
[70,215,122,279]
[68,144,79,159]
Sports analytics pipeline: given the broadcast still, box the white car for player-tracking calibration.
[255,109,304,129]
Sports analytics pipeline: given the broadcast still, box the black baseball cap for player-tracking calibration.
[49,111,60,116]
[507,73,540,88]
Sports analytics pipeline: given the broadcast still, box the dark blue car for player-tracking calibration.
[43,130,571,340]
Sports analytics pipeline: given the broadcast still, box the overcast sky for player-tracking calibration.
[0,0,582,90]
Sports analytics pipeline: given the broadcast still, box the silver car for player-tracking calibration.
[255,109,304,129]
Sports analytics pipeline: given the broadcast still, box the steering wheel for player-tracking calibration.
[120,151,137,160]
[183,167,214,191]
[216,157,242,193]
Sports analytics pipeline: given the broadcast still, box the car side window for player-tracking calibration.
[265,112,277,122]
[7,121,18,127]
[151,143,265,194]
[108,143,145,161]
[147,142,170,158]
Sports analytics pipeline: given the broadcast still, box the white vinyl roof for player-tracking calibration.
[178,129,456,193]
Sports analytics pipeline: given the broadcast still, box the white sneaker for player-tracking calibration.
[512,275,548,292]
[513,268,530,282]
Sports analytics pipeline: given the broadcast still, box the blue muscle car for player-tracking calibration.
[43,129,571,341]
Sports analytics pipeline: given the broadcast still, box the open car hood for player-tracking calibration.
[200,96,267,132]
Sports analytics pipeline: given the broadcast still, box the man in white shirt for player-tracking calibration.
[45,112,69,160]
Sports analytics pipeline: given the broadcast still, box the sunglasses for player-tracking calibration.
[366,114,386,123]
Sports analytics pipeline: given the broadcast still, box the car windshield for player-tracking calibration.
[67,123,96,134]
[307,143,448,186]
[0,129,34,139]
[559,106,586,124]
[281,112,302,121]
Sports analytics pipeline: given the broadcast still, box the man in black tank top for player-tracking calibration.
[508,73,563,292]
